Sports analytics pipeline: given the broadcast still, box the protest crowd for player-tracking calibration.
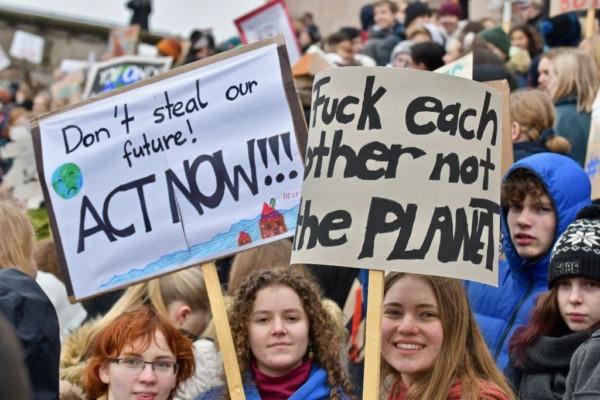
[4,0,600,399]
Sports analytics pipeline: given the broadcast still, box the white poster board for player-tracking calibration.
[290,68,503,286]
[34,40,306,300]
[9,30,44,64]
[235,0,301,65]
[0,45,10,71]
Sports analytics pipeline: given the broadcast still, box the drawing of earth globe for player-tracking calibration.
[52,163,83,199]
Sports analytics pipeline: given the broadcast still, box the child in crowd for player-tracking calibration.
[466,153,591,370]
[362,0,405,66]
[196,267,354,399]
[510,89,571,161]
[84,306,195,400]
[380,272,514,400]
[507,205,600,398]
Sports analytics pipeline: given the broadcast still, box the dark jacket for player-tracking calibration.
[195,364,350,400]
[554,95,591,166]
[564,329,600,399]
[362,22,405,66]
[506,330,589,399]
[0,268,60,400]
[465,153,591,370]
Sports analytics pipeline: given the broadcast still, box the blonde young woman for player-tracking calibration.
[538,48,599,165]
[61,265,221,399]
[510,89,571,161]
[380,273,514,400]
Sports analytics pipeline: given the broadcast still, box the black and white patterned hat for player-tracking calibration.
[548,205,600,288]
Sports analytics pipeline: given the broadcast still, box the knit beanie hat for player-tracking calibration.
[541,12,581,48]
[405,2,431,28]
[438,2,463,19]
[548,205,600,288]
[479,26,511,57]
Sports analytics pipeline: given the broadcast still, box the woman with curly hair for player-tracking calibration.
[84,306,195,400]
[380,272,514,400]
[196,267,354,400]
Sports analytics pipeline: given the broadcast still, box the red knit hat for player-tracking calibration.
[438,2,463,19]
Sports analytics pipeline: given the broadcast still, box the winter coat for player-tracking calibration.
[388,378,510,400]
[465,153,591,370]
[554,95,591,166]
[505,330,589,399]
[0,268,61,400]
[195,364,350,400]
[176,339,224,400]
[564,328,600,399]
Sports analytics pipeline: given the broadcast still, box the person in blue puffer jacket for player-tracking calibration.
[466,153,591,371]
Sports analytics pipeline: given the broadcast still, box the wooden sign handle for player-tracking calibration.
[362,269,385,400]
[202,263,246,400]
[586,7,596,38]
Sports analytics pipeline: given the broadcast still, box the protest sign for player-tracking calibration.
[83,55,172,98]
[434,53,473,79]
[0,45,10,71]
[550,0,599,16]
[291,68,503,286]
[585,91,600,199]
[9,30,44,64]
[0,125,44,209]
[235,0,301,65]
[106,25,141,58]
[32,38,306,301]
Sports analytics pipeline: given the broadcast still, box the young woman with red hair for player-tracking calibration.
[84,306,195,400]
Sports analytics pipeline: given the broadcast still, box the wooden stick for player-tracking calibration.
[502,0,511,33]
[362,270,385,400]
[586,7,596,38]
[202,263,246,400]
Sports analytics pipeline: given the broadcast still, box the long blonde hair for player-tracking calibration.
[545,48,599,112]
[510,89,571,155]
[0,200,36,277]
[380,273,514,400]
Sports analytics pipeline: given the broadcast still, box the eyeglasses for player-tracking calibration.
[110,357,178,376]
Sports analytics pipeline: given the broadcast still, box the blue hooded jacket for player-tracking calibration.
[465,153,590,370]
[195,364,350,400]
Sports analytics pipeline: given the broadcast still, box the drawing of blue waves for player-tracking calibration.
[100,205,300,289]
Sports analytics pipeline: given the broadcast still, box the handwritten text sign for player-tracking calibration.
[35,42,305,300]
[550,0,600,16]
[291,68,502,285]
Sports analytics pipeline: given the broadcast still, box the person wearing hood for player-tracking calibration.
[466,153,591,370]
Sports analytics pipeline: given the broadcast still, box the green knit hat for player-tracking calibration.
[479,26,511,57]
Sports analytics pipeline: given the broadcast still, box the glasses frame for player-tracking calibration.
[109,357,179,375]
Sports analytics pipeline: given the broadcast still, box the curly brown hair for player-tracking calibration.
[228,267,354,399]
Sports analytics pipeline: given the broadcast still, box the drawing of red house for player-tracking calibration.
[259,202,287,239]
[238,231,252,246]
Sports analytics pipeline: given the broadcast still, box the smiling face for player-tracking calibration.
[248,284,310,377]
[511,29,529,52]
[374,3,396,30]
[99,330,177,400]
[507,193,557,260]
[558,277,600,331]
[381,275,443,388]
